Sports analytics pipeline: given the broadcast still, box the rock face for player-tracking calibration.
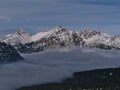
[1,26,120,53]
[0,42,23,63]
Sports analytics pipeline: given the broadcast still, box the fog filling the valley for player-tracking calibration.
[0,48,120,90]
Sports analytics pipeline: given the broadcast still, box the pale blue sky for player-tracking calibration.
[0,0,120,35]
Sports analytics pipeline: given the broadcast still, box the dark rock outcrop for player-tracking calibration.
[0,42,23,63]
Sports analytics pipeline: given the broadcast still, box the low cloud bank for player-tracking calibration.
[0,48,120,90]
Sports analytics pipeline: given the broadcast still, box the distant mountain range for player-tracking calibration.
[0,26,120,53]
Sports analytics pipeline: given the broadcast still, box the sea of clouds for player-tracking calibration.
[0,48,120,90]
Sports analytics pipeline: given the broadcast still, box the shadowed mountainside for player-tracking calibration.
[17,68,120,90]
[0,42,23,63]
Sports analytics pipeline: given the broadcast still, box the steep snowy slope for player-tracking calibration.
[31,26,72,42]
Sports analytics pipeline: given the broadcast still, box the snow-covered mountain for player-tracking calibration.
[1,26,120,53]
[16,26,73,53]
[31,26,71,42]
[0,42,23,63]
[0,28,32,45]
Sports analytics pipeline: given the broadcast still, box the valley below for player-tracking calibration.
[17,68,120,90]
[0,48,120,90]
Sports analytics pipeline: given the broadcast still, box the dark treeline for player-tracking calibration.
[17,68,120,90]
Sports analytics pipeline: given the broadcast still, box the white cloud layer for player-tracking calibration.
[0,48,120,90]
[0,16,11,22]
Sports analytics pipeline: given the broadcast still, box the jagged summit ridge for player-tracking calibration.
[79,30,101,39]
[19,26,73,53]
[30,26,69,42]
[0,26,120,53]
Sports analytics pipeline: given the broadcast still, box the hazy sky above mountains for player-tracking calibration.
[0,0,120,35]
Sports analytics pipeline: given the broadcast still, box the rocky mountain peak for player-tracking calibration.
[17,28,26,35]
[17,28,32,38]
[79,30,101,39]
[53,26,68,33]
